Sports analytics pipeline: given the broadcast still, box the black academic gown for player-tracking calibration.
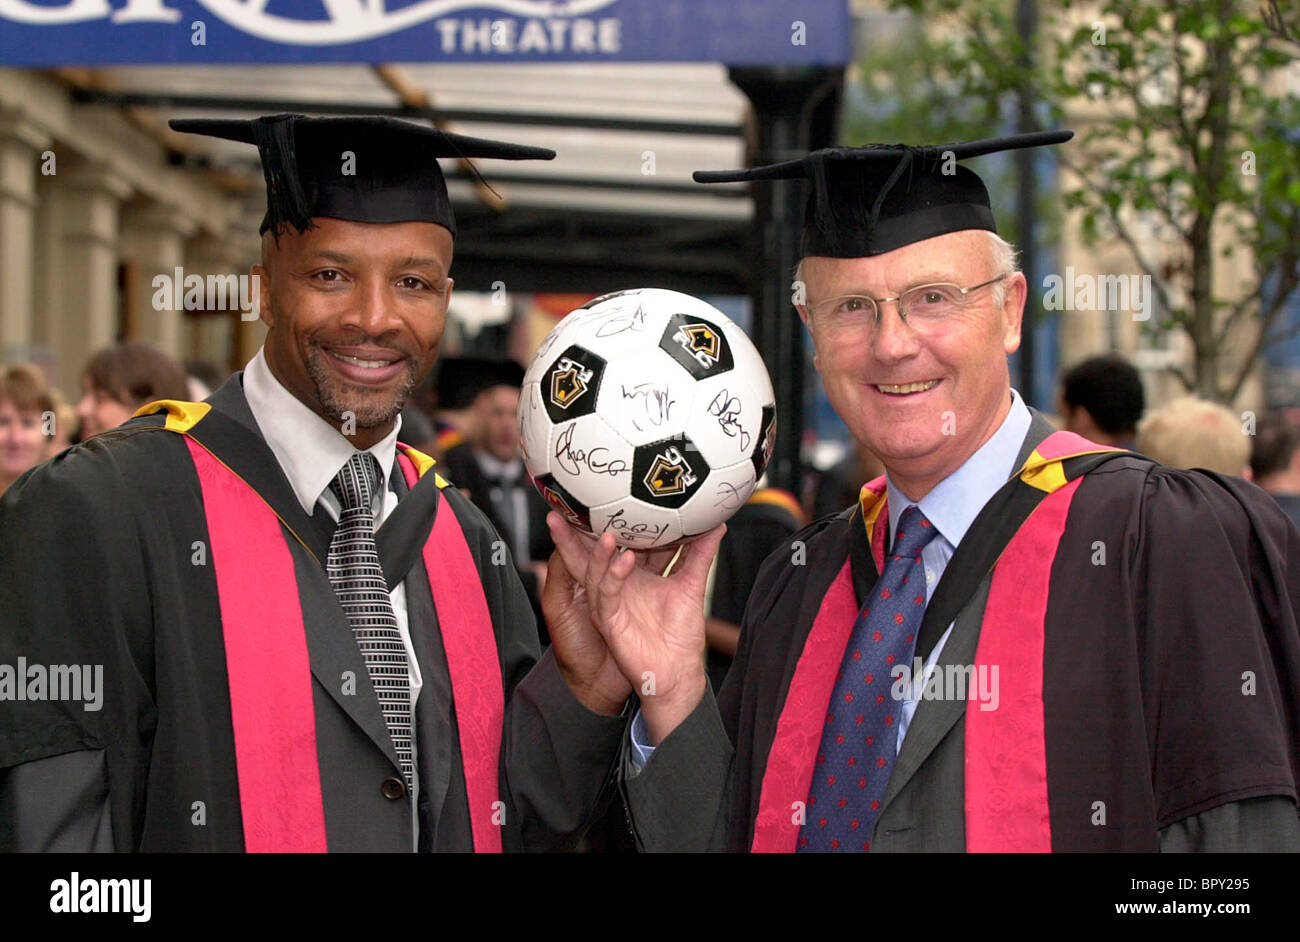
[622,409,1300,852]
[0,374,627,852]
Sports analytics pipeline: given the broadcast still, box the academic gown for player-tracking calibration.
[0,374,628,852]
[622,410,1300,852]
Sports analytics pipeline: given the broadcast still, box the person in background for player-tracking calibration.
[1250,411,1300,528]
[0,364,56,497]
[442,359,555,644]
[1136,395,1251,476]
[76,342,189,440]
[705,484,808,693]
[429,356,494,459]
[44,384,77,459]
[1057,353,1145,449]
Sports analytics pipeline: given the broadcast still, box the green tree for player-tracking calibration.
[863,0,1300,404]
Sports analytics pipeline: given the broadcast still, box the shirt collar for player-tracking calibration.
[242,347,402,516]
[885,388,1032,551]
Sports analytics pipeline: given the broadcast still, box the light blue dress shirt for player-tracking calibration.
[629,389,1033,767]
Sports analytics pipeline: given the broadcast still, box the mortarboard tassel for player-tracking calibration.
[866,146,917,236]
[251,115,316,240]
[808,150,837,239]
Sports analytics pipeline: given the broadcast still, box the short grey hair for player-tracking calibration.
[794,230,1021,309]
[988,231,1020,308]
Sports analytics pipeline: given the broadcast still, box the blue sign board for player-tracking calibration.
[0,0,851,66]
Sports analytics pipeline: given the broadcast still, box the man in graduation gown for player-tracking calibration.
[0,114,637,852]
[544,132,1300,852]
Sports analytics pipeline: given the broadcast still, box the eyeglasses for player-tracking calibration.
[806,272,1010,335]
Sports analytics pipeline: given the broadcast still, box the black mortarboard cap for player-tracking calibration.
[168,114,555,240]
[483,359,525,391]
[693,130,1072,258]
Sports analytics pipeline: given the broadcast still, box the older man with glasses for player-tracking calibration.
[540,132,1300,853]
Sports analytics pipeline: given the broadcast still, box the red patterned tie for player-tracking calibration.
[798,505,938,852]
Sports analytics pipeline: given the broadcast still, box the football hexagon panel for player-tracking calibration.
[518,381,551,478]
[685,371,772,470]
[588,494,682,550]
[678,458,757,539]
[539,344,606,424]
[531,473,593,535]
[593,347,697,449]
[629,434,711,510]
[547,412,636,509]
[658,312,735,381]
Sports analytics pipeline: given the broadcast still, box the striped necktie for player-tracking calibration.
[799,504,938,852]
[327,451,414,791]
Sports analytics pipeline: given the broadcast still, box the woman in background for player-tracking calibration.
[0,364,56,497]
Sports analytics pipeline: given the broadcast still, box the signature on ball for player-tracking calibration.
[594,303,649,338]
[712,478,747,511]
[707,389,752,451]
[620,382,675,431]
[604,507,670,544]
[554,424,630,477]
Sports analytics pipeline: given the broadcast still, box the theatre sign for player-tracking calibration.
[0,0,851,65]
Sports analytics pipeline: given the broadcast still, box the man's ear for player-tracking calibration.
[1001,272,1027,355]
[796,305,823,372]
[251,265,273,328]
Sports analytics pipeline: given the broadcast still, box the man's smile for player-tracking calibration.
[872,379,942,396]
[318,344,409,385]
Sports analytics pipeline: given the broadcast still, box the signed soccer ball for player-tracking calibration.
[519,288,777,550]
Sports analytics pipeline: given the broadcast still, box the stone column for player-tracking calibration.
[120,202,197,360]
[48,161,132,396]
[0,109,51,362]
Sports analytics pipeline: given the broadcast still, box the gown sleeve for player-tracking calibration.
[0,440,158,853]
[441,488,627,852]
[0,751,115,851]
[1157,795,1300,851]
[1132,467,1300,832]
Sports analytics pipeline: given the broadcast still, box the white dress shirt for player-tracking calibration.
[241,348,423,841]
